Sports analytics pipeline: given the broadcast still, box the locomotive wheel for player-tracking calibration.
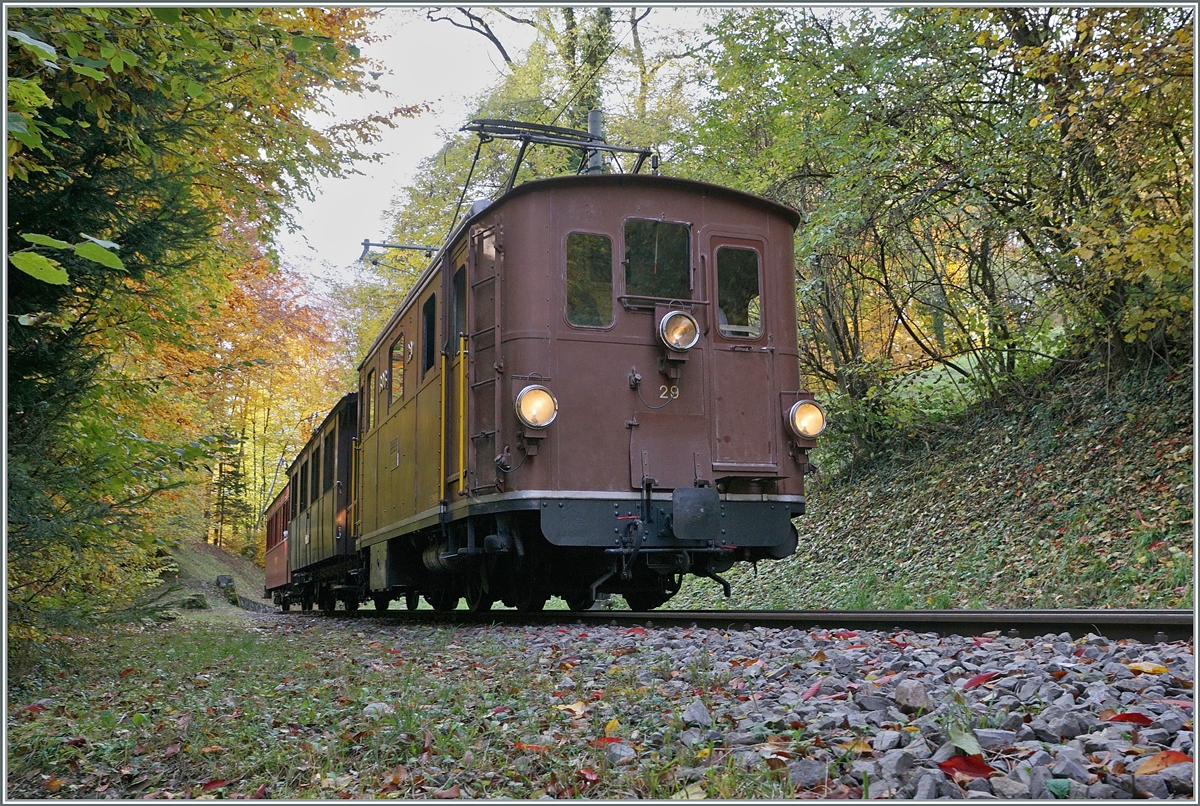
[280,601,291,612]
[319,592,336,613]
[565,590,595,612]
[345,598,359,613]
[464,573,493,612]
[425,586,460,612]
[511,576,547,612]
[300,594,314,611]
[405,591,420,610]
[373,595,391,612]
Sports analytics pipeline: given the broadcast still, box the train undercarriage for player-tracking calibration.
[271,493,801,613]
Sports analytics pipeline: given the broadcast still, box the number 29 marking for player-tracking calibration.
[659,384,680,400]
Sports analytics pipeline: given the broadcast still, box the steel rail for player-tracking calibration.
[292,608,1194,643]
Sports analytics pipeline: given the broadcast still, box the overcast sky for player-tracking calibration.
[275,8,537,280]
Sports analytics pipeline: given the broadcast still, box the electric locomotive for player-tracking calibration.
[265,121,826,612]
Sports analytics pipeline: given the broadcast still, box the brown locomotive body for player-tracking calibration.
[267,172,823,612]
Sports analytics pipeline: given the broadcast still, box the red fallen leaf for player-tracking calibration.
[367,641,382,647]
[1149,541,1167,549]
[1151,698,1194,709]
[578,633,588,638]
[834,630,859,639]
[730,677,746,690]
[163,742,181,758]
[938,754,996,779]
[23,704,47,714]
[44,778,66,793]
[577,768,599,784]
[62,736,87,747]
[801,681,822,701]
[120,668,139,678]
[1107,712,1154,726]
[625,627,648,636]
[588,737,623,746]
[963,671,999,691]
[1135,750,1193,776]
[515,742,547,752]
[844,644,869,650]
[1136,507,1146,523]
[432,784,461,798]
[252,784,267,798]
[590,690,605,700]
[201,779,228,792]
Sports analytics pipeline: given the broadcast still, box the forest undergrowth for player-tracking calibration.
[670,360,1194,611]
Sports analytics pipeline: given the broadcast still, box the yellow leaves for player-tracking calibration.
[695,747,712,759]
[553,701,589,717]
[604,718,620,737]
[1127,661,1169,675]
[672,782,708,799]
[1135,750,1193,776]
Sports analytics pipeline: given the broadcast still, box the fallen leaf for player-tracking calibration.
[432,784,460,798]
[44,778,66,793]
[937,754,996,780]
[672,782,707,799]
[588,737,623,746]
[1128,662,1169,675]
[514,742,547,752]
[695,747,711,759]
[834,630,859,639]
[949,724,983,756]
[801,681,822,701]
[1134,750,1193,776]
[577,768,599,784]
[1106,712,1154,726]
[836,738,872,754]
[962,671,999,691]
[201,779,228,792]
[120,668,139,678]
[625,627,648,636]
[604,718,619,737]
[200,745,225,754]
[252,783,267,798]
[1046,778,1071,799]
[61,737,87,747]
[163,743,181,758]
[554,701,588,717]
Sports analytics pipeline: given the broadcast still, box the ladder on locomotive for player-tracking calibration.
[467,225,502,495]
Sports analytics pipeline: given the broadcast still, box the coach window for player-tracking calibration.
[299,460,310,512]
[290,473,299,519]
[422,293,437,375]
[715,246,762,339]
[389,334,404,405]
[365,370,375,431]
[323,430,336,492]
[311,444,322,502]
[566,232,613,327]
[625,219,690,300]
[451,267,466,355]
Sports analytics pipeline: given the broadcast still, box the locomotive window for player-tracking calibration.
[299,460,309,512]
[451,267,466,355]
[290,474,298,519]
[716,247,762,339]
[566,232,613,327]
[422,293,437,374]
[365,371,375,431]
[389,334,404,405]
[625,219,690,300]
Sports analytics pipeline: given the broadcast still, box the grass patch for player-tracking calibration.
[7,614,806,799]
[669,361,1193,611]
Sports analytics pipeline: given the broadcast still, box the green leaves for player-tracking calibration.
[7,29,56,59]
[9,252,68,284]
[74,240,125,270]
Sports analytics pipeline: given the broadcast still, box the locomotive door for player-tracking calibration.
[708,236,780,473]
[467,226,501,494]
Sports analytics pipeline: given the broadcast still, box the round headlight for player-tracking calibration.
[788,400,826,439]
[515,385,557,428]
[658,310,700,351]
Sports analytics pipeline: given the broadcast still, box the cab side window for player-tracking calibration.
[716,246,762,338]
[365,370,375,431]
[389,334,404,405]
[422,294,437,374]
[625,219,690,300]
[452,268,466,354]
[566,232,613,327]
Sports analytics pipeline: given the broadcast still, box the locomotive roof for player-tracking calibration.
[358,174,801,369]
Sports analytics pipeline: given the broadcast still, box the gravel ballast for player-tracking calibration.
[402,619,1194,799]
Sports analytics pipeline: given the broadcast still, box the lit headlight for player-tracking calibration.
[658,310,700,351]
[515,385,557,428]
[788,400,826,439]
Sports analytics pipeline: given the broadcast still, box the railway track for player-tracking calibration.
[289,607,1193,643]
